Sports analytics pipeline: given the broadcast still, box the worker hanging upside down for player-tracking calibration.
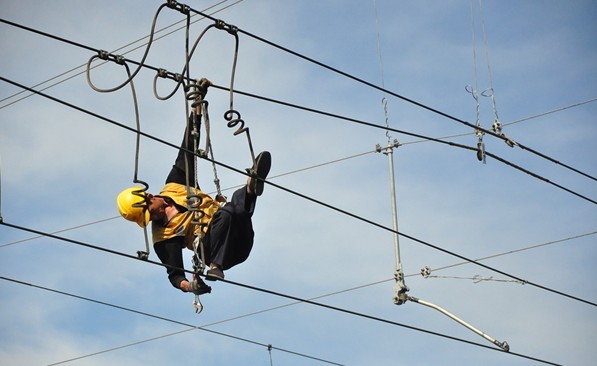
[116,120,271,295]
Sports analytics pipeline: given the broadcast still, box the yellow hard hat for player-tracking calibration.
[116,187,150,228]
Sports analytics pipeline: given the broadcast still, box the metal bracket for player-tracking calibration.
[407,295,510,351]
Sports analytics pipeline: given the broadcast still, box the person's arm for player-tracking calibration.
[165,115,199,187]
[153,237,188,290]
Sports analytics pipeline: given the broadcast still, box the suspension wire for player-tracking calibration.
[5,68,597,207]
[466,0,486,163]
[0,248,561,365]
[268,344,274,366]
[478,0,500,125]
[87,54,153,259]
[1,16,595,183]
[0,277,344,366]
[372,0,392,143]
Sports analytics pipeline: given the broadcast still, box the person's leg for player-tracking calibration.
[203,189,255,280]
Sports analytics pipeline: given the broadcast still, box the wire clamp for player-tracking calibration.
[421,265,431,278]
[214,19,238,35]
[137,251,149,261]
[155,68,183,83]
[97,49,109,60]
[492,120,515,148]
[166,0,190,15]
[96,50,126,65]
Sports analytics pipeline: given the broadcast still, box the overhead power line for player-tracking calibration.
[0,243,562,365]
[1,77,595,296]
[0,14,595,184]
[6,73,593,206]
[1,276,344,366]
[55,229,593,364]
[2,186,595,309]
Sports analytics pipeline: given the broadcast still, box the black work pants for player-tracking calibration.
[202,186,256,270]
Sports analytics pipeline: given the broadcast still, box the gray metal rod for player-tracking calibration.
[408,295,510,351]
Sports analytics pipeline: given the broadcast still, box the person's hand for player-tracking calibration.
[187,279,211,295]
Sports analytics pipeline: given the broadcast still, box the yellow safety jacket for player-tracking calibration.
[151,182,221,249]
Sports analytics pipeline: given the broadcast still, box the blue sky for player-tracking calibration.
[1,1,596,365]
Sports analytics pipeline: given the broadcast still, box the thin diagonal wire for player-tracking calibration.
[0,276,344,366]
[0,268,561,365]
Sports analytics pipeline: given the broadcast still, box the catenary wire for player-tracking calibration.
[0,15,594,184]
[53,229,594,364]
[0,276,344,366]
[0,234,562,366]
[1,76,596,304]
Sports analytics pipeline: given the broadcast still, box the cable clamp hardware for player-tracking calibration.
[96,50,126,65]
[214,19,238,35]
[166,0,190,14]
[492,120,516,148]
[155,68,184,83]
